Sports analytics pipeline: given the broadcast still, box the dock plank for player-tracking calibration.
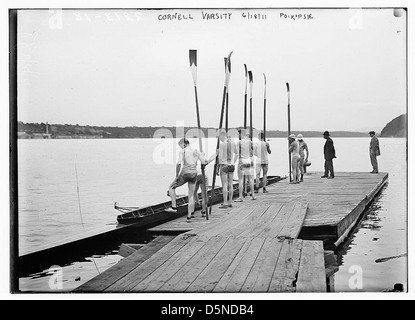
[235,204,281,238]
[74,235,175,292]
[105,234,199,292]
[213,237,265,292]
[277,202,308,240]
[259,203,295,238]
[130,235,211,292]
[269,239,303,292]
[240,238,284,292]
[158,236,229,292]
[225,205,272,238]
[296,240,326,292]
[185,237,246,293]
[195,206,257,238]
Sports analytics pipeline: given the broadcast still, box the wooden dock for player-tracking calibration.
[74,171,387,293]
[149,171,388,246]
[76,203,327,293]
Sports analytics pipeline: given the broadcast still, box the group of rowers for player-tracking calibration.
[165,129,310,223]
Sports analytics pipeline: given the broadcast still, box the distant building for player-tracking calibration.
[31,133,52,139]
[17,122,52,139]
[17,132,31,139]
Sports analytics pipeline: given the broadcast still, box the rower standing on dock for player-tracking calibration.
[288,134,301,184]
[165,138,206,223]
[194,152,217,217]
[254,132,271,193]
[218,130,238,208]
[297,134,309,182]
[235,130,256,201]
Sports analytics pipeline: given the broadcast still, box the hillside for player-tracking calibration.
[380,114,407,137]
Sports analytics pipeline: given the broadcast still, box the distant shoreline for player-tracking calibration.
[17,121,405,139]
[17,121,375,139]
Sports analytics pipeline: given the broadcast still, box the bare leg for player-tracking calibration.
[248,174,256,199]
[187,182,196,218]
[255,166,261,191]
[220,172,228,205]
[200,178,207,214]
[291,157,300,183]
[227,172,234,205]
[237,167,244,200]
[299,157,304,182]
[169,185,177,208]
[262,165,268,190]
[291,157,297,182]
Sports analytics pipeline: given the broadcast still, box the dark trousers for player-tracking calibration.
[324,159,334,177]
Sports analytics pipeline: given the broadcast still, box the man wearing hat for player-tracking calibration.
[322,131,336,178]
[297,134,309,182]
[369,131,380,173]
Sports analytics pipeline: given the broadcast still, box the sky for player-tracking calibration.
[16,7,407,132]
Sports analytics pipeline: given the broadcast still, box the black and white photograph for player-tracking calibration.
[4,0,414,301]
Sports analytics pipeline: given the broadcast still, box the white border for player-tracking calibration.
[2,0,413,301]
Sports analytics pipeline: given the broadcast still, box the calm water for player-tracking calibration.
[17,137,407,292]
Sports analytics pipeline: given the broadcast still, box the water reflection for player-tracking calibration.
[335,190,385,267]
[19,229,155,292]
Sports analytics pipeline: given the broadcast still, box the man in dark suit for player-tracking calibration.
[369,131,380,173]
[322,131,336,178]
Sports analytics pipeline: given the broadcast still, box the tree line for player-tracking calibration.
[19,121,397,139]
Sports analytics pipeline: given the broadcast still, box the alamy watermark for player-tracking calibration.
[348,265,363,290]
[151,121,264,165]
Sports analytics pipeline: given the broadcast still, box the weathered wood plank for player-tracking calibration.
[74,235,175,292]
[185,237,246,292]
[130,235,211,292]
[296,240,326,292]
[105,234,199,292]
[277,202,308,240]
[158,236,229,292]
[240,238,284,292]
[226,205,272,238]
[235,204,280,238]
[258,203,295,238]
[195,206,257,238]
[212,237,265,292]
[269,239,303,292]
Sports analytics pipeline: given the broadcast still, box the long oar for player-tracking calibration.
[244,64,248,130]
[286,82,292,182]
[224,57,231,132]
[241,64,248,197]
[247,71,254,196]
[208,51,233,216]
[248,71,253,141]
[263,73,267,140]
[189,49,208,217]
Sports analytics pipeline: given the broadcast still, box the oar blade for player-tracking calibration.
[189,49,197,67]
[224,51,232,87]
[189,49,197,85]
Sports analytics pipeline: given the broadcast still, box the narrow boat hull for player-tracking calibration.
[116,175,284,226]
